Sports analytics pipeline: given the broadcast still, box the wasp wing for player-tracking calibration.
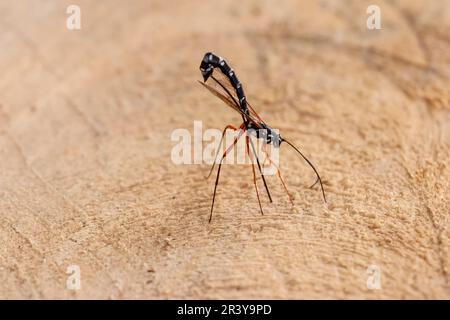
[199,81,263,128]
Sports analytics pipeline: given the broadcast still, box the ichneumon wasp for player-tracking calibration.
[199,52,326,222]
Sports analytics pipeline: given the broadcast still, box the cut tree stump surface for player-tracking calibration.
[0,0,449,299]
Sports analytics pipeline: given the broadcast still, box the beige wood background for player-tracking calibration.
[0,0,449,299]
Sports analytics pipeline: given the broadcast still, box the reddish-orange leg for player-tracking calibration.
[206,124,239,179]
[209,124,246,222]
[245,134,263,215]
[208,125,272,200]
[262,143,294,205]
[248,136,273,203]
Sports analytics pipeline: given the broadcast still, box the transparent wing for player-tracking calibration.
[246,100,266,124]
[199,81,263,128]
[205,69,241,107]
[206,68,268,126]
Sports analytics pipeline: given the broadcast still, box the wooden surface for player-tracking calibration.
[0,0,449,299]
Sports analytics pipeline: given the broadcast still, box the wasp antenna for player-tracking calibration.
[281,138,327,203]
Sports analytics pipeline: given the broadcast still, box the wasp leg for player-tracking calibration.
[262,143,294,205]
[248,136,273,203]
[246,135,263,215]
[206,124,242,179]
[209,125,246,223]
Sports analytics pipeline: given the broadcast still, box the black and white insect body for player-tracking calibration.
[200,52,248,114]
[247,122,282,148]
[200,52,282,148]
[199,52,326,222]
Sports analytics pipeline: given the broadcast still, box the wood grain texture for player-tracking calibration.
[0,0,449,299]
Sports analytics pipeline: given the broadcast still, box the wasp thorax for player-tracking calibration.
[247,123,282,148]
